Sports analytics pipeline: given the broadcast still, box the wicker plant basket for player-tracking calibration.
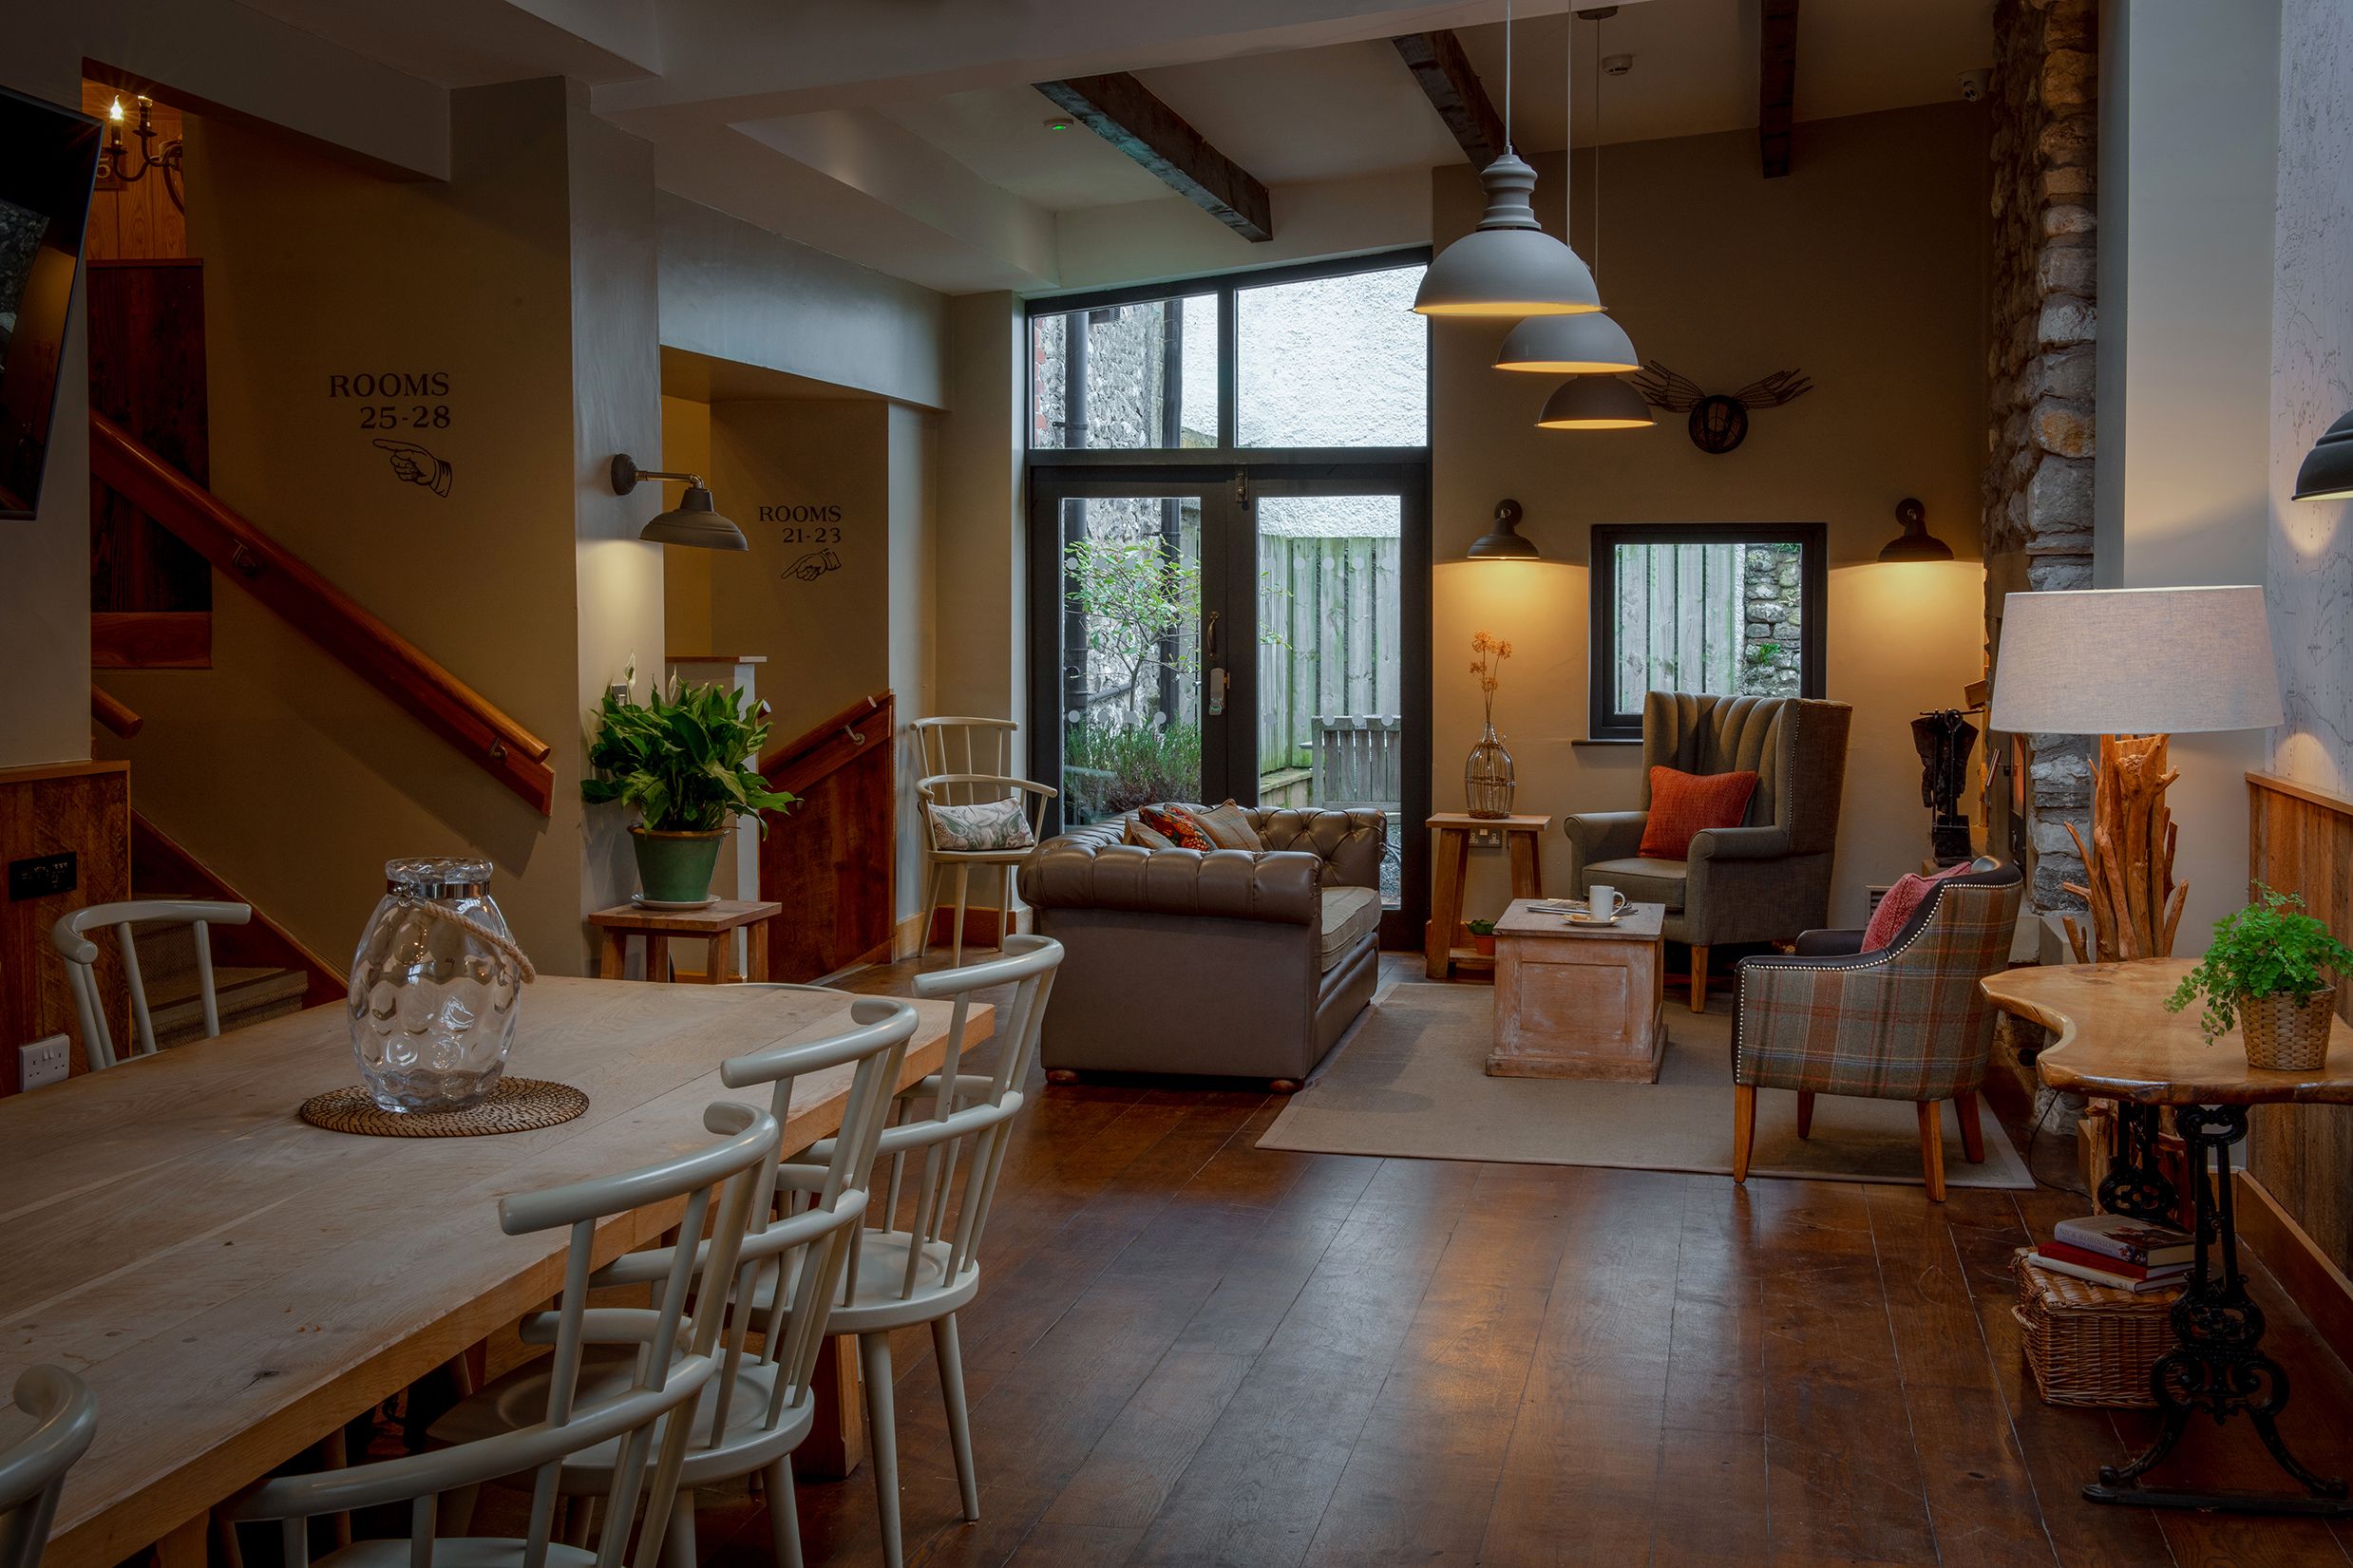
[2011,1247,2178,1408]
[2240,985,2336,1071]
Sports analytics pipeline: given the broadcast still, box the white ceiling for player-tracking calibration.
[221,0,1993,295]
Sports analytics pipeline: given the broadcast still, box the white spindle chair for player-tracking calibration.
[911,717,1018,782]
[0,1369,98,1568]
[766,937,1061,1568]
[224,1105,782,1568]
[430,996,920,1568]
[48,899,254,1069]
[916,775,1056,969]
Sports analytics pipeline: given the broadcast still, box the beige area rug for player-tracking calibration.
[1260,982,2035,1189]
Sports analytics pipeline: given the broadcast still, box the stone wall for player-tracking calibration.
[1739,543,1803,698]
[1986,0,2097,913]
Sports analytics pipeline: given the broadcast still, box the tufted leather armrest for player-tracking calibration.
[1020,837,1323,925]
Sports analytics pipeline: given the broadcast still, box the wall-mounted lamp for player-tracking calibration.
[2293,410,2353,501]
[611,454,748,551]
[1878,497,1952,562]
[1467,499,1540,560]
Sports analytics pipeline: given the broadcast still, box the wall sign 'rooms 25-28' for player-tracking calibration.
[331,370,455,499]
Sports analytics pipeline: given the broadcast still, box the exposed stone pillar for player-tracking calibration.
[1985,0,2097,916]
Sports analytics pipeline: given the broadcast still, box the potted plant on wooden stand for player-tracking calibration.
[582,680,798,906]
[2166,884,2353,1070]
[1468,917,1498,957]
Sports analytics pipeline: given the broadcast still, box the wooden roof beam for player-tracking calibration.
[1034,73,1273,241]
[1759,0,1799,178]
[1392,29,1508,171]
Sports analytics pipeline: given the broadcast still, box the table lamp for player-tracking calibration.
[1988,585,2282,963]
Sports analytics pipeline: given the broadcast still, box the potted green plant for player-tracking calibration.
[582,680,798,905]
[2165,883,2353,1070]
[1468,916,1498,957]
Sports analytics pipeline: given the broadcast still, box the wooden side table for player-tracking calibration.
[589,898,783,983]
[1424,812,1551,981]
[1488,899,1665,1081]
[1984,958,2353,1516]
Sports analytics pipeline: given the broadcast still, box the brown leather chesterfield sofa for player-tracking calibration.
[1018,806,1385,1088]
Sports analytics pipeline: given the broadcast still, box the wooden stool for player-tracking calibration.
[1424,812,1552,981]
[589,898,782,983]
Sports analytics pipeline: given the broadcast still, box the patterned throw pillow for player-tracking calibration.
[1638,766,1760,860]
[1861,860,1974,951]
[1184,800,1263,851]
[1125,816,1177,850]
[1138,803,1216,852]
[927,796,1035,852]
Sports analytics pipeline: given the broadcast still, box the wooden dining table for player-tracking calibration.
[0,977,984,1568]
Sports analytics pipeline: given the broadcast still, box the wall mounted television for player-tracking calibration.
[0,85,101,521]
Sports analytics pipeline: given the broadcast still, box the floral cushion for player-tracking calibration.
[1125,816,1177,850]
[1138,803,1216,852]
[928,796,1035,853]
[1184,800,1263,850]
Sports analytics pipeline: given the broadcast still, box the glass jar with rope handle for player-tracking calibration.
[349,858,534,1112]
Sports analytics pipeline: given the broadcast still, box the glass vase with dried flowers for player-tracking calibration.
[1466,631,1516,818]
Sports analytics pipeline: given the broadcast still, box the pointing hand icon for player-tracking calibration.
[373,438,453,498]
[786,548,842,582]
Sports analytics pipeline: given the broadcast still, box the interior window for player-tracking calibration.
[1028,293,1218,450]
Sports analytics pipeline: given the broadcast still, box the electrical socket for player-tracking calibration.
[17,1033,70,1091]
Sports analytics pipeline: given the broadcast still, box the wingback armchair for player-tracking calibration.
[1730,857,2023,1200]
[1563,692,1852,1011]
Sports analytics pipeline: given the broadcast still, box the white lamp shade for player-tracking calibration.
[1414,153,1601,318]
[1496,312,1640,373]
[1989,586,2283,736]
[1535,374,1655,430]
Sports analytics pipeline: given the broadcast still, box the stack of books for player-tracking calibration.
[2025,1214,2195,1294]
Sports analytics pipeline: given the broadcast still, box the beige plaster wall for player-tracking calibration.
[934,292,1028,751]
[1432,103,1990,929]
[94,82,637,973]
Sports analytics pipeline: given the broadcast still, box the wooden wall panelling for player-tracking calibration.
[759,693,895,981]
[2245,771,2353,1277]
[0,761,132,1094]
[77,82,187,263]
[86,260,212,620]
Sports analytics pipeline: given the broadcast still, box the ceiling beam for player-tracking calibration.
[1759,0,1799,178]
[1391,30,1507,170]
[1034,73,1273,241]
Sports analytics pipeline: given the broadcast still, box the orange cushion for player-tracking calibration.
[1861,860,1974,951]
[1638,767,1759,860]
[1138,803,1215,852]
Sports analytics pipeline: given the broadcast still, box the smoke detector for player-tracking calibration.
[1603,54,1633,77]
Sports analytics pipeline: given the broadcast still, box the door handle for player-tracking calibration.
[1203,609,1222,660]
[1207,666,1228,716]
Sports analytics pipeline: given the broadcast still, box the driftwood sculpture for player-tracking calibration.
[2059,732,2186,964]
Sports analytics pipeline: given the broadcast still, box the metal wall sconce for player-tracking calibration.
[611,454,748,551]
[2293,410,2353,501]
[1467,499,1540,560]
[1878,497,1953,562]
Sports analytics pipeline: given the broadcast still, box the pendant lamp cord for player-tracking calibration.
[1504,0,1514,153]
[1591,10,1602,285]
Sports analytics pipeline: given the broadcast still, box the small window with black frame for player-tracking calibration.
[1586,522,1827,742]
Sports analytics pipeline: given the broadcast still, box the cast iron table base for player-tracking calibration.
[2087,1102,2352,1515]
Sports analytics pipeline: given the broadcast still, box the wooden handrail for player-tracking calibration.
[761,691,891,798]
[89,411,557,813]
[91,685,142,738]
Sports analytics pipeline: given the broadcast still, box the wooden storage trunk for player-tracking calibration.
[2011,1247,2179,1408]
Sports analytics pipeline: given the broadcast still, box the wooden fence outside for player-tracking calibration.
[1612,541,1746,712]
[1260,534,1401,775]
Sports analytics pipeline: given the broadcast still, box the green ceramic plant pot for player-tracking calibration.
[630,825,725,904]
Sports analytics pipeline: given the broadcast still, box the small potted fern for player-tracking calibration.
[582,680,798,905]
[2165,884,2353,1070]
[1468,917,1498,957]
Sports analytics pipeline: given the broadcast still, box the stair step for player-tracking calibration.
[149,965,312,1049]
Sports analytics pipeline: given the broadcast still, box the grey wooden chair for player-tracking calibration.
[431,995,919,1568]
[762,937,1060,1568]
[0,1368,99,1568]
[225,1105,782,1568]
[48,899,254,1069]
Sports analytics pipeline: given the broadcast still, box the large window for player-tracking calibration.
[1586,523,1827,742]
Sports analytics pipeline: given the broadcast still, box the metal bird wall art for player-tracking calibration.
[1629,361,1814,454]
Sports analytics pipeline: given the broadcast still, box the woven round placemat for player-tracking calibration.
[299,1078,588,1138]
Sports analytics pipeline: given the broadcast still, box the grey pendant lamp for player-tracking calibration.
[1413,0,1600,318]
[1498,9,1640,372]
[611,453,749,551]
[1536,374,1654,429]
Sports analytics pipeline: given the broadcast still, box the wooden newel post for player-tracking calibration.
[2060,731,2186,964]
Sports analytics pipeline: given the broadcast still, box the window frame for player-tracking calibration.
[1585,521,1829,743]
[1024,246,1433,465]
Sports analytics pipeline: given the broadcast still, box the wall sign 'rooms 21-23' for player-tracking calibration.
[331,370,455,499]
[763,504,844,581]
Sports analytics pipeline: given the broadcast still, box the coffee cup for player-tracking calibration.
[1586,884,1622,920]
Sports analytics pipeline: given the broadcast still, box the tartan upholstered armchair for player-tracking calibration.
[1730,858,2023,1200]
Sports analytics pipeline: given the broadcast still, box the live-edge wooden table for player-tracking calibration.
[0,978,984,1568]
[1984,958,2353,1516]
[1425,811,1552,981]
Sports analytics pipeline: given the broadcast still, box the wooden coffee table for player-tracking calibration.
[1487,898,1666,1081]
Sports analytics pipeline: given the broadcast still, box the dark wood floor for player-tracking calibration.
[677,954,2353,1568]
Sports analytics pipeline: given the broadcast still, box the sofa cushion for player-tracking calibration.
[1138,803,1215,851]
[1319,886,1381,972]
[1185,800,1264,851]
[927,795,1035,852]
[1639,766,1759,860]
[1124,815,1176,850]
[1585,856,1687,913]
[1860,860,1974,951]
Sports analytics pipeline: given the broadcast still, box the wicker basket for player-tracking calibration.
[2010,1248,2178,1407]
[2241,986,2336,1071]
